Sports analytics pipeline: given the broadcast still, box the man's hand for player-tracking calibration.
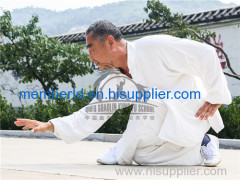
[14,119,54,133]
[195,102,221,120]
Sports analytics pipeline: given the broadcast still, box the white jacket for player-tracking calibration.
[49,35,232,147]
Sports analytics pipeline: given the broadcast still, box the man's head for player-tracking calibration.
[86,20,123,70]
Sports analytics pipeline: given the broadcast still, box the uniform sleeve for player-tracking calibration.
[48,69,131,144]
[49,97,108,144]
[158,37,232,105]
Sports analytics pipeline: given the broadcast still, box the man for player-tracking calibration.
[15,20,232,167]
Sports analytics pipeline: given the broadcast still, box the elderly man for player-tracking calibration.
[15,20,232,167]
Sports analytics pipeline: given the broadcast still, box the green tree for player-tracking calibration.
[144,0,240,80]
[0,11,94,96]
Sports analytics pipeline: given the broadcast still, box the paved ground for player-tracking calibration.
[1,137,240,180]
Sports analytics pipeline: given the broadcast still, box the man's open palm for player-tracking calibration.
[14,119,54,133]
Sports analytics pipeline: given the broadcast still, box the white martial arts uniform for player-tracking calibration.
[49,35,232,166]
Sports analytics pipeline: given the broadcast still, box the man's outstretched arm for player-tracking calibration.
[14,69,132,144]
[14,101,109,144]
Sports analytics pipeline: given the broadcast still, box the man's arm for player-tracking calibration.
[15,100,111,144]
[15,69,132,143]
[158,37,232,119]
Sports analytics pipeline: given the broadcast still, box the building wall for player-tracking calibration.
[200,20,240,97]
[0,69,105,107]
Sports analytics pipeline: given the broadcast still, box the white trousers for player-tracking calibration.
[114,102,210,166]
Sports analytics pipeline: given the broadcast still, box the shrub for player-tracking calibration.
[207,97,240,139]
[0,92,15,129]
[97,105,133,134]
[1,89,239,139]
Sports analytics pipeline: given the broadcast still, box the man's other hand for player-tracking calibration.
[14,119,54,133]
[195,102,221,120]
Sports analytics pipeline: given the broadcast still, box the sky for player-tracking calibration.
[1,0,240,12]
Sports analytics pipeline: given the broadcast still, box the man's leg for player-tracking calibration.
[97,113,163,165]
[97,101,221,166]
[97,102,168,165]
[133,139,204,166]
[201,134,221,166]
[201,134,211,146]
[99,116,205,166]
[97,102,204,166]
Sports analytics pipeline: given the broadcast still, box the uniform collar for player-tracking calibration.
[126,40,136,76]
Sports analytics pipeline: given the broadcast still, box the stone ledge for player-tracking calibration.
[1,130,239,149]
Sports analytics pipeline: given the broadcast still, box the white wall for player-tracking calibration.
[201,21,240,97]
[0,69,103,107]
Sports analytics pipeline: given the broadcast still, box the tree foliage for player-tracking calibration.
[0,11,94,95]
[144,0,240,80]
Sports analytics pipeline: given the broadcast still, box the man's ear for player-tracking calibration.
[106,35,115,49]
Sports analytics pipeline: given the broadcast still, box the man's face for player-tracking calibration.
[86,32,113,70]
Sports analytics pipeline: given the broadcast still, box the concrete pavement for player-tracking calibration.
[1,137,240,180]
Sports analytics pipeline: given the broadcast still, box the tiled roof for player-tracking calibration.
[53,5,240,43]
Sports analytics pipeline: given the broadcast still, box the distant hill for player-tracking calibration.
[10,0,236,36]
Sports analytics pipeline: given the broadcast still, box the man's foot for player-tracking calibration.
[200,134,221,167]
[97,147,118,165]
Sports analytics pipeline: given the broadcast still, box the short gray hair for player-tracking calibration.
[86,20,123,44]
